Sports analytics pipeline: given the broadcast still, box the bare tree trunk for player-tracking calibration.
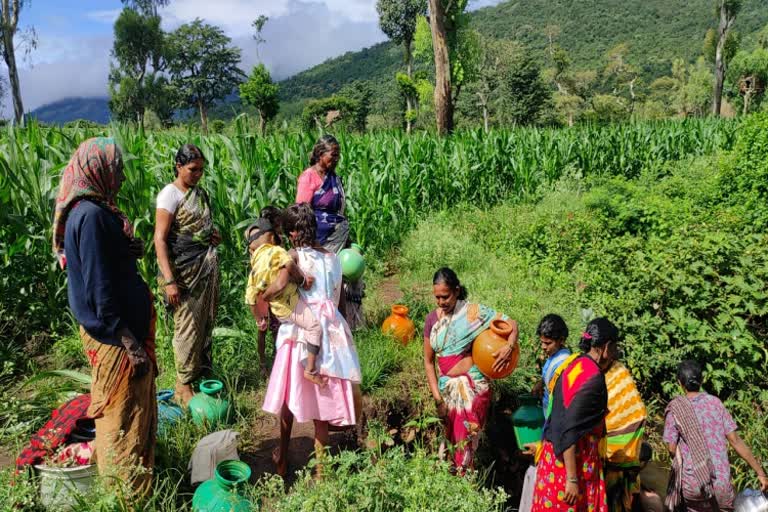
[743,89,752,115]
[483,104,489,133]
[712,3,734,116]
[199,101,209,135]
[428,0,453,135]
[405,39,413,134]
[1,0,24,124]
[259,111,266,136]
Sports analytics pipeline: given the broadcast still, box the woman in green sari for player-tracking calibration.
[154,144,221,404]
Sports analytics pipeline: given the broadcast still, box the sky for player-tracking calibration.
[1,0,503,116]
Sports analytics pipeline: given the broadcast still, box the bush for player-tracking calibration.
[257,443,508,511]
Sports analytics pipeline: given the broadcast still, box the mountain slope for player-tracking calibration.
[280,0,768,104]
[29,97,111,125]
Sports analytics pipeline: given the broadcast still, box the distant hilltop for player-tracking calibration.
[27,0,768,124]
[28,97,110,125]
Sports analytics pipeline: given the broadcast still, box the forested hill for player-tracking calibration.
[279,0,768,104]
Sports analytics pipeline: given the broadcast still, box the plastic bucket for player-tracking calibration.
[35,463,98,510]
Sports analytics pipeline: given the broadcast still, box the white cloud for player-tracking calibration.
[85,9,122,24]
[159,0,293,37]
[159,0,379,37]
[1,0,505,116]
[0,35,113,116]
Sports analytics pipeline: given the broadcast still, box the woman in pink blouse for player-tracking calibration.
[296,135,364,330]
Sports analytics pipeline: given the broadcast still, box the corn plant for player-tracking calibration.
[0,116,736,359]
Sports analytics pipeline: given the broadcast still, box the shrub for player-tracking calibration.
[257,445,508,511]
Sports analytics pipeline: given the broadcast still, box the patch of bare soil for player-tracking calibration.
[242,396,358,486]
[378,275,404,306]
[0,447,15,469]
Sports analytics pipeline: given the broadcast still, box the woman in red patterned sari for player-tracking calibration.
[532,318,617,512]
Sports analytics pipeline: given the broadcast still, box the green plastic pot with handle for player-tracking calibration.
[339,243,365,282]
[188,380,231,428]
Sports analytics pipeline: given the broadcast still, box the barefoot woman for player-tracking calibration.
[262,204,362,477]
[423,267,519,473]
[154,144,221,404]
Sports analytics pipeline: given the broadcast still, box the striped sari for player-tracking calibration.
[428,300,508,471]
[604,362,647,512]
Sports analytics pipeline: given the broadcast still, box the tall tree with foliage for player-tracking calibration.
[166,19,245,134]
[338,80,373,131]
[109,7,166,127]
[239,64,279,135]
[0,0,32,124]
[499,51,551,125]
[376,0,426,133]
[712,0,742,116]
[462,36,519,131]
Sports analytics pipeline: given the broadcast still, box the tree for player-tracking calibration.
[703,27,740,66]
[301,96,360,131]
[239,64,279,135]
[602,43,640,114]
[166,19,245,134]
[0,0,32,124]
[376,0,427,133]
[420,0,472,134]
[338,80,373,132]
[121,0,169,16]
[426,0,456,134]
[712,0,742,116]
[251,15,268,61]
[108,8,166,127]
[498,51,551,125]
[462,36,520,131]
[540,36,597,126]
[727,48,768,114]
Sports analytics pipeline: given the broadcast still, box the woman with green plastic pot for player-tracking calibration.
[295,134,365,330]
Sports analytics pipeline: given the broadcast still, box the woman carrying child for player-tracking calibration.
[262,204,362,477]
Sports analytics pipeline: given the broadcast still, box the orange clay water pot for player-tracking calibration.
[381,305,415,345]
[472,319,519,380]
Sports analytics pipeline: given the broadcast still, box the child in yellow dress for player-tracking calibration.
[245,216,323,384]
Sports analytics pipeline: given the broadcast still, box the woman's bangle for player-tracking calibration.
[567,476,578,484]
[434,397,443,405]
[160,277,175,286]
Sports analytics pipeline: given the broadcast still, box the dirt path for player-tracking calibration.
[241,403,358,486]
[377,274,403,305]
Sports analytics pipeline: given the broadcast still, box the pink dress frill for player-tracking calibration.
[262,336,357,426]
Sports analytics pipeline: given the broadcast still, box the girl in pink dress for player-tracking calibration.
[262,203,362,477]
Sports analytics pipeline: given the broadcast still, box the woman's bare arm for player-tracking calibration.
[154,208,175,282]
[154,208,181,306]
[726,431,767,481]
[423,337,442,403]
[563,445,579,504]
